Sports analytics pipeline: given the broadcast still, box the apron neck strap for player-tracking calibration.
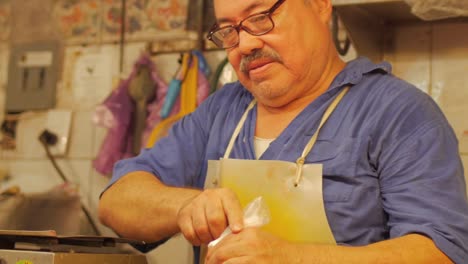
[223,86,350,161]
[300,86,350,158]
[224,99,257,159]
[294,86,350,186]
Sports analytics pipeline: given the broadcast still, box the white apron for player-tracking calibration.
[201,87,349,261]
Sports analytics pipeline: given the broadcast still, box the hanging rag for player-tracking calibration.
[93,51,210,176]
[160,53,191,119]
[146,51,210,147]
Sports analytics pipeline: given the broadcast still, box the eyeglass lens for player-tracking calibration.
[211,14,274,48]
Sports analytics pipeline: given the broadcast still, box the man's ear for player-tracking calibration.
[313,0,333,23]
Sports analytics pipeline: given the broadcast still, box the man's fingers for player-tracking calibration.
[205,233,250,264]
[205,197,228,239]
[192,202,214,243]
[220,189,244,233]
[177,188,243,246]
[178,210,202,245]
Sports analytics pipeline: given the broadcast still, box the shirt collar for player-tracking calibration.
[329,56,392,91]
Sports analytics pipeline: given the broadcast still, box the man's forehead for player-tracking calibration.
[213,0,270,22]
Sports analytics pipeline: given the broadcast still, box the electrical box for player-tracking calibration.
[6,42,59,111]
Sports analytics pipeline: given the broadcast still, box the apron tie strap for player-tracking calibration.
[224,99,257,159]
[294,157,305,187]
[294,87,350,186]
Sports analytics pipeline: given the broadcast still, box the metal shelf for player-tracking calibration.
[333,0,420,23]
[332,0,468,61]
[332,0,415,61]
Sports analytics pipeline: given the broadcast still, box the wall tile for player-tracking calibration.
[14,112,48,159]
[153,53,183,83]
[383,24,431,94]
[68,110,95,159]
[1,157,93,199]
[0,43,8,123]
[461,155,468,192]
[58,45,119,111]
[3,160,63,193]
[92,126,108,158]
[203,50,229,77]
[121,42,148,77]
[59,43,150,111]
[0,159,10,190]
[432,23,468,153]
[60,159,92,202]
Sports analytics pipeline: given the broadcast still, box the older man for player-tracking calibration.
[99,0,468,263]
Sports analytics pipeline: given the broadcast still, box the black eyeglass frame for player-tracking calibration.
[207,0,286,49]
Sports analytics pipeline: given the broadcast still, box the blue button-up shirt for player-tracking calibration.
[110,57,468,263]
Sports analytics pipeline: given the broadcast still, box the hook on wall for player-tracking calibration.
[332,8,351,56]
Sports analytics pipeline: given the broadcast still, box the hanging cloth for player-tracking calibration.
[92,54,167,175]
[146,52,203,147]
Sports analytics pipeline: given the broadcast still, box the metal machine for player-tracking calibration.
[0,230,148,264]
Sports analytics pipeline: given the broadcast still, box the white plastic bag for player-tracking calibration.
[208,196,270,247]
[405,0,468,20]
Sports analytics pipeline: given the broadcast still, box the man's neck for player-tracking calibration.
[255,55,346,138]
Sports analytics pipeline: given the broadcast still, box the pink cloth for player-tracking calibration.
[92,52,210,176]
[93,54,171,175]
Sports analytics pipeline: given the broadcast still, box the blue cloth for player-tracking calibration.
[109,57,468,263]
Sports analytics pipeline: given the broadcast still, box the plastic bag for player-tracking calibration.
[92,78,134,175]
[93,54,168,175]
[208,196,270,247]
[405,0,468,20]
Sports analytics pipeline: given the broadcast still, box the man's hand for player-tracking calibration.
[177,188,244,246]
[205,227,297,264]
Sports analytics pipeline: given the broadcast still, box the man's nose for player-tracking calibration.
[237,30,264,55]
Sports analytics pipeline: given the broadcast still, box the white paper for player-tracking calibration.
[72,48,114,103]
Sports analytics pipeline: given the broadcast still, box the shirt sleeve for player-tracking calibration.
[376,89,468,263]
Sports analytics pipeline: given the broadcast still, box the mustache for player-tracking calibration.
[240,49,283,73]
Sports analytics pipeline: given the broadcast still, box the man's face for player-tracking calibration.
[213,0,333,107]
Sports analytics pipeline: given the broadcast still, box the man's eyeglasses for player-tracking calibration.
[207,0,286,49]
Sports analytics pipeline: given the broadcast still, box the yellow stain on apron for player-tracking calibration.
[201,87,349,261]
